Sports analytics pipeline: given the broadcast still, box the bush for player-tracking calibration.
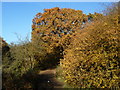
[2,37,48,89]
[60,4,120,88]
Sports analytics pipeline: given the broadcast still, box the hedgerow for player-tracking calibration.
[60,3,120,88]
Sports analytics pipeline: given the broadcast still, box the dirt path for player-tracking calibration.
[34,69,64,89]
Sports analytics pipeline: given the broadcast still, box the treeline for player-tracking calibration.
[2,2,120,89]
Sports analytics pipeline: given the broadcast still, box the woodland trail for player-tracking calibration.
[33,69,64,89]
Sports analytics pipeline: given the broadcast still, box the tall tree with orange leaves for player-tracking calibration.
[32,7,88,49]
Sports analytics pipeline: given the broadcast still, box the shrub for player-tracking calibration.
[60,4,120,88]
[2,37,48,89]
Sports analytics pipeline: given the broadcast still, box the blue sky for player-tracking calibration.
[1,0,119,2]
[2,2,110,44]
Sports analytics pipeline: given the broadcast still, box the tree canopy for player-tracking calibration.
[31,7,90,47]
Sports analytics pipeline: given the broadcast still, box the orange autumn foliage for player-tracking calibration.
[31,7,89,49]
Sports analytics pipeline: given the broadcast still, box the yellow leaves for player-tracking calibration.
[103,22,108,26]
[60,9,119,88]
[35,19,40,24]
[34,28,40,33]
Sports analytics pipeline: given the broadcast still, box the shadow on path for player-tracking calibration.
[31,69,64,89]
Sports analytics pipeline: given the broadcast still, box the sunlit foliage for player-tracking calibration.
[32,7,90,48]
[60,3,120,88]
